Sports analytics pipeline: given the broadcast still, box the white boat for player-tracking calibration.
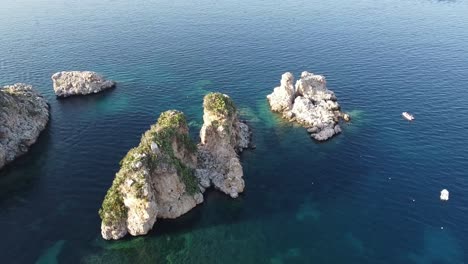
[402,112,414,121]
[440,189,449,201]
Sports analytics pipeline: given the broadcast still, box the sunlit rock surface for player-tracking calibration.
[52,71,115,97]
[267,71,349,141]
[0,83,49,170]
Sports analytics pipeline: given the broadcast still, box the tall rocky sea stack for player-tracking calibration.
[0,84,49,170]
[197,92,251,198]
[267,71,350,141]
[100,93,252,240]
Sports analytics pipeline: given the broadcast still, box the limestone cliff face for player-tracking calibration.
[0,84,49,170]
[51,71,115,97]
[197,93,252,198]
[267,71,349,141]
[99,110,203,240]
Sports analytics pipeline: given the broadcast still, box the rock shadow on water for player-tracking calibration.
[0,120,52,201]
[35,240,65,264]
[55,86,130,117]
[84,208,271,263]
[407,226,463,264]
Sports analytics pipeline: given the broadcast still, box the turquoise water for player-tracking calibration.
[1,0,468,263]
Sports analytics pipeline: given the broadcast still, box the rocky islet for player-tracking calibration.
[267,71,350,141]
[51,71,116,97]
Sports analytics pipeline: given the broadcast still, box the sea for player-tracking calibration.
[1,0,468,263]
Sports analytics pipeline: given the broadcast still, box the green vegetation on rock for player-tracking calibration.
[204,92,236,117]
[149,111,198,194]
[99,110,200,226]
[99,172,127,226]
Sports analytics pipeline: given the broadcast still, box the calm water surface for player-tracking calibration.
[1,0,468,263]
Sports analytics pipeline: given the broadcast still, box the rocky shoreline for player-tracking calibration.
[267,71,349,141]
[0,84,49,170]
[99,92,252,240]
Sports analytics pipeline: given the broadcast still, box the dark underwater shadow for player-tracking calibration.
[0,116,52,202]
[54,85,117,107]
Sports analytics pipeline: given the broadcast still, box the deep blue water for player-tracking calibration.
[1,0,468,263]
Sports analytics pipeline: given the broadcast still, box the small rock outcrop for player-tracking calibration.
[197,93,252,198]
[51,71,115,97]
[267,71,349,141]
[0,84,49,170]
[99,93,252,240]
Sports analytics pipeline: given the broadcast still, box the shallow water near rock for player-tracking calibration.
[1,0,468,263]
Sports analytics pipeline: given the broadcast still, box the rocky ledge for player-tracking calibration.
[99,93,252,240]
[267,71,350,141]
[0,84,49,170]
[51,71,115,97]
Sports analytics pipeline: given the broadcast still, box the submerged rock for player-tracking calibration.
[197,92,252,198]
[267,71,349,141]
[51,71,115,97]
[99,93,252,240]
[0,84,49,170]
[99,110,202,240]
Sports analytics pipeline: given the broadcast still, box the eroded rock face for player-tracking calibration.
[267,71,348,141]
[51,71,115,97]
[99,110,202,240]
[0,84,49,170]
[198,93,252,198]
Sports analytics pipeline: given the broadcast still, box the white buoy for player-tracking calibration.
[440,189,449,201]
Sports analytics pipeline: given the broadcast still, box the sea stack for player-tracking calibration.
[0,84,49,170]
[267,71,349,141]
[196,92,252,198]
[99,93,252,240]
[99,110,203,240]
[51,71,115,97]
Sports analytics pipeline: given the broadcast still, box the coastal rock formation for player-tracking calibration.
[99,94,252,240]
[0,84,49,170]
[197,93,252,198]
[267,71,349,141]
[99,110,203,240]
[51,71,115,97]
